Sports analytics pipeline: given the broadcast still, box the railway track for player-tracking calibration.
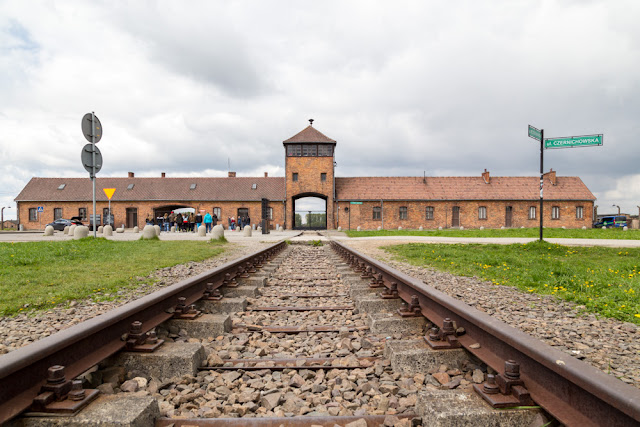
[1,238,640,426]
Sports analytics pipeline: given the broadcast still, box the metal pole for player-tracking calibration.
[92,112,97,238]
[1,207,4,230]
[539,129,544,242]
[381,199,384,230]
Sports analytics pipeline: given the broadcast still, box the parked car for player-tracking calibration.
[593,216,627,228]
[45,218,83,231]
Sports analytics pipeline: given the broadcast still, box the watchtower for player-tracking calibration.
[283,120,336,229]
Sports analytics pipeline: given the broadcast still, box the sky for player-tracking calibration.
[1,0,640,220]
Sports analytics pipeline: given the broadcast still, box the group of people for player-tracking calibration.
[146,211,219,232]
[228,215,251,231]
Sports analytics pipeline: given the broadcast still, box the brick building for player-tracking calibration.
[15,122,596,230]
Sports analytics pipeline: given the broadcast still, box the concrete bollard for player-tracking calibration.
[97,225,104,234]
[500,226,505,229]
[63,226,69,235]
[142,225,156,239]
[337,226,341,231]
[198,225,206,236]
[103,224,113,236]
[561,226,566,229]
[602,226,607,229]
[19,224,24,231]
[68,224,77,236]
[44,225,54,236]
[256,226,262,233]
[357,226,361,231]
[398,226,402,231]
[459,226,464,230]
[419,226,423,231]
[212,224,224,239]
[74,225,89,239]
[133,226,139,233]
[377,226,382,231]
[153,225,161,236]
[243,225,252,237]
[479,226,484,230]
[582,226,587,230]
[623,226,628,231]
[438,226,443,230]
[116,227,125,233]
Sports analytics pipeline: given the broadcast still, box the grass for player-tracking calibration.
[346,227,640,240]
[0,238,228,316]
[384,241,640,325]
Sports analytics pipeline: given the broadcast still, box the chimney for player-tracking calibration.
[228,171,236,177]
[128,172,134,178]
[161,172,166,178]
[482,169,490,184]
[264,172,268,177]
[544,168,557,186]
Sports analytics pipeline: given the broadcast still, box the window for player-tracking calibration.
[321,173,327,182]
[213,207,221,219]
[78,208,87,221]
[576,206,584,219]
[478,206,487,220]
[528,206,536,220]
[57,184,66,190]
[287,144,302,156]
[373,206,381,220]
[292,173,298,182]
[127,183,135,190]
[552,206,560,220]
[189,183,197,190]
[425,206,434,220]
[318,145,333,156]
[251,183,257,189]
[54,208,62,220]
[302,144,317,156]
[399,206,408,220]
[29,208,37,221]
[268,207,273,220]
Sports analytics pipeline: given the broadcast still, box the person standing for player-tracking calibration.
[163,213,169,231]
[204,212,212,233]
[195,211,203,231]
[176,213,183,232]
[245,215,251,229]
[189,213,196,232]
[212,213,218,226]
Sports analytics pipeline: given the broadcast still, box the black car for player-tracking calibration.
[46,218,83,231]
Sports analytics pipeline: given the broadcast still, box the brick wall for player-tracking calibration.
[336,200,594,230]
[285,155,334,228]
[18,200,285,231]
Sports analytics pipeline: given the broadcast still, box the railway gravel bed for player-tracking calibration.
[343,239,640,390]
[0,242,269,355]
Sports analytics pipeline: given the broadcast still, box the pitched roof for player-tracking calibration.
[335,176,596,201]
[283,125,336,144]
[14,177,286,202]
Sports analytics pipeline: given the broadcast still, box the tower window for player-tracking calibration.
[321,173,327,182]
[302,144,317,156]
[293,173,298,182]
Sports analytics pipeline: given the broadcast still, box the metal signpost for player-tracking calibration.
[37,206,44,230]
[528,125,602,241]
[81,113,103,237]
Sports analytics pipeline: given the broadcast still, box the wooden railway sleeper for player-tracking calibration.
[474,360,535,408]
[125,320,164,352]
[28,365,99,416]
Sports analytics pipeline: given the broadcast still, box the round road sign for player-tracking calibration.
[81,144,103,175]
[81,113,102,143]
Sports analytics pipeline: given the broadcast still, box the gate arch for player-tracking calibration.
[292,193,327,230]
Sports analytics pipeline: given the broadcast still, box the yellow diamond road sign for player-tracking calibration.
[103,188,116,200]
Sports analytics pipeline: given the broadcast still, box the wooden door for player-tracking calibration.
[452,206,460,227]
[505,206,513,227]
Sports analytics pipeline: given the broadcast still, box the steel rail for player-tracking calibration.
[331,241,640,427]
[0,241,286,424]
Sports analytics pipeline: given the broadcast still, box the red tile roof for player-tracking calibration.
[14,177,286,202]
[283,126,336,144]
[335,176,596,201]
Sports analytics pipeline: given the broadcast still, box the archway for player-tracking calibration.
[292,193,327,230]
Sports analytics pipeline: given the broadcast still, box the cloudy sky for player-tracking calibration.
[1,1,639,220]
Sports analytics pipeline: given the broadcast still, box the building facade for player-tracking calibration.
[15,123,596,230]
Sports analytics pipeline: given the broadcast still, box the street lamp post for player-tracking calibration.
[613,204,621,215]
[1,206,8,231]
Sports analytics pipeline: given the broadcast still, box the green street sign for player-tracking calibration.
[544,134,603,149]
[528,125,542,141]
[350,202,363,205]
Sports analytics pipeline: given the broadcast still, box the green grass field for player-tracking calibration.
[346,227,640,239]
[384,241,640,324]
[0,238,227,316]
